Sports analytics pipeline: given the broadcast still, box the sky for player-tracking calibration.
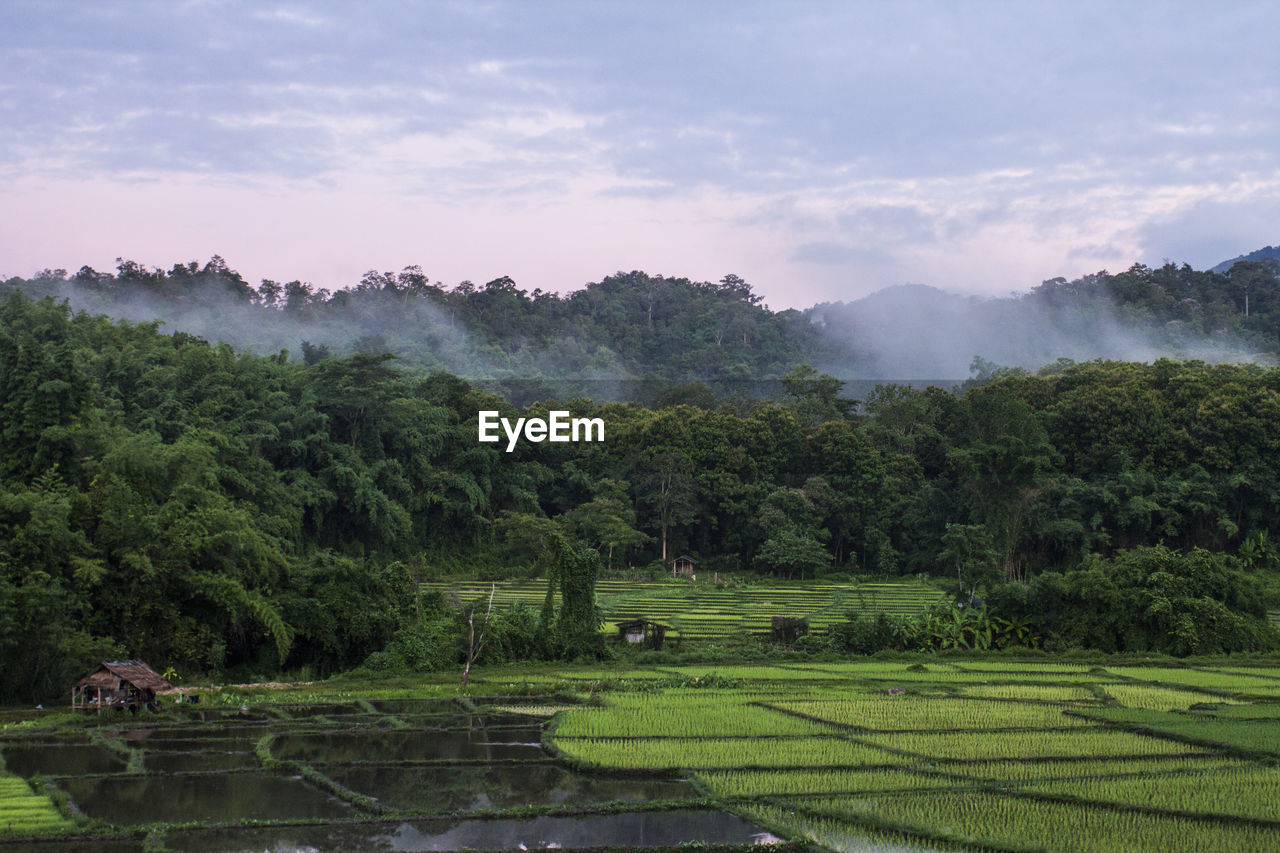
[2,1,1279,309]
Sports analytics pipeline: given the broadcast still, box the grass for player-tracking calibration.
[1103,683,1244,711]
[797,790,1280,853]
[958,684,1099,702]
[1081,707,1280,756]
[0,774,70,837]
[700,767,950,797]
[422,578,945,641]
[853,728,1211,761]
[554,736,901,770]
[554,693,840,738]
[770,695,1089,731]
[1109,666,1280,693]
[1026,765,1280,821]
[952,755,1253,782]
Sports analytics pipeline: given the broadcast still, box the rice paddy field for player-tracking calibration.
[2,657,1280,851]
[544,658,1280,852]
[421,578,946,641]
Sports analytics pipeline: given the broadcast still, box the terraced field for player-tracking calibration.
[422,578,945,641]
[547,660,1280,852]
[4,659,1280,851]
[0,774,69,837]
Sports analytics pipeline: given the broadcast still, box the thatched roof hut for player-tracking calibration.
[72,660,171,713]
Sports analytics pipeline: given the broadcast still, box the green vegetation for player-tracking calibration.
[770,695,1089,731]
[4,275,1280,703]
[787,791,1280,853]
[545,661,1280,851]
[0,774,68,837]
[1082,707,1280,756]
[2,660,1279,851]
[854,728,1210,761]
[424,579,945,642]
[555,736,902,771]
[1102,684,1244,711]
[1026,766,1280,821]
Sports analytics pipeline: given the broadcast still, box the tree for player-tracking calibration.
[458,585,494,690]
[940,523,998,601]
[632,450,697,562]
[559,479,651,570]
[755,482,831,579]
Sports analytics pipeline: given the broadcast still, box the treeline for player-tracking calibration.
[5,255,1280,393]
[3,293,1280,700]
[2,260,820,392]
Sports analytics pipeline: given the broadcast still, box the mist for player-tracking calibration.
[4,256,1274,404]
[808,280,1273,382]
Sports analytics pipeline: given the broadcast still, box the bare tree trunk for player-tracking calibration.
[461,585,495,691]
[461,616,475,690]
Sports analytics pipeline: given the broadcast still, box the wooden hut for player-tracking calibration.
[616,618,669,649]
[671,553,699,577]
[72,660,171,713]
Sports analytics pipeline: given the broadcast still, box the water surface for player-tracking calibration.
[168,809,770,851]
[57,772,354,824]
[325,763,691,812]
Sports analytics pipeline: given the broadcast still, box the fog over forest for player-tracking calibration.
[4,252,1277,398]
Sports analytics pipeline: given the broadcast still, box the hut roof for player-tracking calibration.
[673,554,700,564]
[75,660,172,692]
[617,618,669,630]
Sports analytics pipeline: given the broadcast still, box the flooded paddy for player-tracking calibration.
[57,772,356,824]
[0,697,760,852]
[167,809,770,852]
[271,726,544,762]
[1,742,127,776]
[323,763,692,811]
[140,750,260,772]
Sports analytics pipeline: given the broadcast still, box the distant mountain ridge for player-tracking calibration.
[1211,245,1280,273]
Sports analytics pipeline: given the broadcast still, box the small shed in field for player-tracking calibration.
[616,618,669,649]
[671,553,700,577]
[72,660,171,713]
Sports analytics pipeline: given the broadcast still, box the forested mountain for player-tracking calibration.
[1211,245,1280,274]
[4,253,1279,397]
[2,291,1279,700]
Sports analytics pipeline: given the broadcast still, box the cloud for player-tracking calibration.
[2,1,1280,306]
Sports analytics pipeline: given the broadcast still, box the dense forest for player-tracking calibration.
[4,254,1280,395]
[3,256,1280,701]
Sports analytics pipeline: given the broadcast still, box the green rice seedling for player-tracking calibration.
[949,662,1093,673]
[772,696,1086,731]
[807,790,1280,853]
[1104,684,1243,711]
[745,804,972,853]
[554,693,838,737]
[553,736,900,769]
[856,670,1106,684]
[960,684,1098,703]
[660,665,852,681]
[1185,704,1280,720]
[855,728,1210,761]
[489,705,577,717]
[1206,667,1280,680]
[1026,765,1280,821]
[700,767,953,797]
[1085,708,1280,755]
[953,755,1253,782]
[1109,667,1278,692]
[801,662,945,674]
[0,773,69,837]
